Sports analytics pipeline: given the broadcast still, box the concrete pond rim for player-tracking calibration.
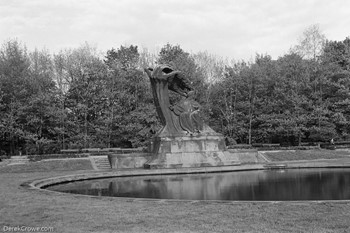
[21,162,350,204]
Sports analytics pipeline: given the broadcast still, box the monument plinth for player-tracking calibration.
[145,134,240,169]
[144,65,240,169]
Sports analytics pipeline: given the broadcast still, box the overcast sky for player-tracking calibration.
[1,0,350,61]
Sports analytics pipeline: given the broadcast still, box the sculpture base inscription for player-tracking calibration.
[144,134,241,169]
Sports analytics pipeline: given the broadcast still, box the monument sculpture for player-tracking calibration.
[144,65,240,168]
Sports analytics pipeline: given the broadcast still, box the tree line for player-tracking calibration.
[1,25,350,155]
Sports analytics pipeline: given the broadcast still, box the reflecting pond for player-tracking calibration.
[46,168,350,201]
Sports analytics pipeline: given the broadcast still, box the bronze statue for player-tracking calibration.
[144,65,212,137]
[143,65,237,169]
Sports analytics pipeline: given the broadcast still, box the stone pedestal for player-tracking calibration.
[144,134,240,169]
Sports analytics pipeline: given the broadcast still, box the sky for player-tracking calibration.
[1,0,350,61]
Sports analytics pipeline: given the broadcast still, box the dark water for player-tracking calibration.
[46,168,350,201]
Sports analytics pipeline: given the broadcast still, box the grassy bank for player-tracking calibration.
[0,159,93,173]
[1,153,350,232]
[1,171,350,233]
[265,149,350,162]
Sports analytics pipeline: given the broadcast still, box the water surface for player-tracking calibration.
[46,168,350,201]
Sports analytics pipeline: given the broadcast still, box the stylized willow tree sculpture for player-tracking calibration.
[143,65,236,169]
[144,65,214,137]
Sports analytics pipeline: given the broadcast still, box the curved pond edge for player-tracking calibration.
[22,159,350,203]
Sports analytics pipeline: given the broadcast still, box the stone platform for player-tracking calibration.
[144,134,241,169]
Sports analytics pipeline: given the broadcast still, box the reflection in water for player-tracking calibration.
[47,168,350,201]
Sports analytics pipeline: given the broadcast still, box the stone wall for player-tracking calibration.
[108,153,152,169]
[108,149,267,170]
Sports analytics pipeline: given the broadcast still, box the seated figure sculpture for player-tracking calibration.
[170,90,204,135]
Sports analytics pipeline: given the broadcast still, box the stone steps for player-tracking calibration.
[92,156,111,170]
[8,156,29,165]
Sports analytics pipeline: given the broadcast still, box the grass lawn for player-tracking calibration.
[1,157,350,232]
[0,159,93,173]
[265,149,350,162]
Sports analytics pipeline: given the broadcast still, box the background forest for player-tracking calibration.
[1,25,350,155]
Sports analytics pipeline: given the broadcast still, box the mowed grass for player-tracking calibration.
[0,159,93,173]
[0,171,349,233]
[265,149,350,162]
[1,155,350,232]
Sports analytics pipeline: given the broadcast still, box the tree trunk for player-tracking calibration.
[248,79,254,145]
[248,110,252,145]
[10,133,14,156]
[84,109,88,148]
[108,105,114,148]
